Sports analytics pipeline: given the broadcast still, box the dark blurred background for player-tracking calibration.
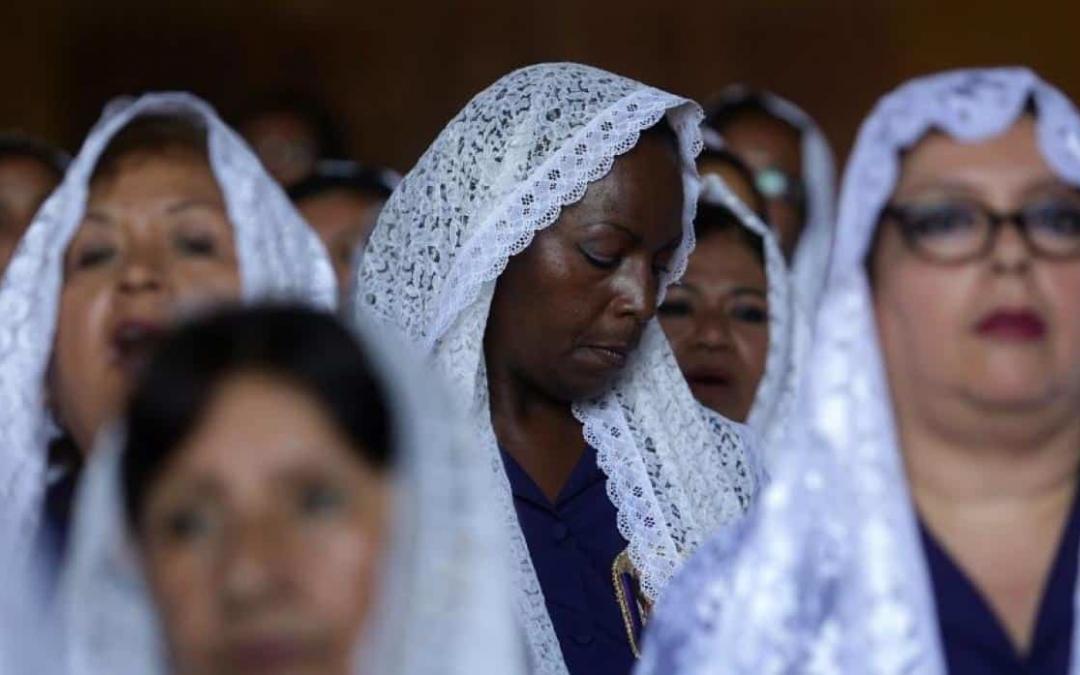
[2,0,1077,171]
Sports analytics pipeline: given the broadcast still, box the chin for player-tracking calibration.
[967,375,1059,411]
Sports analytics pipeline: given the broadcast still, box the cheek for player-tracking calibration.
[735,324,770,382]
[170,261,243,311]
[144,547,219,662]
[658,315,693,354]
[1044,263,1080,376]
[51,280,117,441]
[876,260,976,365]
[298,507,388,641]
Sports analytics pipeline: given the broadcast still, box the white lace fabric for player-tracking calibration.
[637,67,1080,675]
[352,62,759,675]
[57,317,526,675]
[709,86,837,319]
[698,172,805,473]
[0,92,337,566]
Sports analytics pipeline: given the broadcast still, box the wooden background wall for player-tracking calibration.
[2,1,1077,172]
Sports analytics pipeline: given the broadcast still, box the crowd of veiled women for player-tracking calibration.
[0,62,1078,675]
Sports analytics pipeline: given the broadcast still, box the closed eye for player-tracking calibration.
[658,299,692,317]
[578,245,619,270]
[72,243,117,270]
[175,232,218,257]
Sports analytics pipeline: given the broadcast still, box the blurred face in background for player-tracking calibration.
[720,112,805,259]
[50,146,242,455]
[242,112,320,188]
[297,188,386,290]
[139,371,391,675]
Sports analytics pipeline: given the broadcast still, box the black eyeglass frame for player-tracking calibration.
[880,201,1080,265]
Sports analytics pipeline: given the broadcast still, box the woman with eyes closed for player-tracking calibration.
[637,68,1080,675]
[0,93,334,573]
[58,305,523,675]
[354,63,758,675]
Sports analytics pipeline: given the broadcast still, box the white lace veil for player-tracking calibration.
[697,170,805,473]
[57,314,526,675]
[0,92,337,566]
[351,62,759,675]
[637,67,1080,675]
[708,86,837,318]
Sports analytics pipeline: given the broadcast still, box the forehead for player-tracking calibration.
[720,112,802,169]
[169,372,355,481]
[893,116,1059,202]
[571,132,684,240]
[0,156,59,188]
[88,150,220,202]
[686,227,765,280]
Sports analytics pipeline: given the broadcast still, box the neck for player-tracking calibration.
[486,358,585,502]
[899,392,1080,510]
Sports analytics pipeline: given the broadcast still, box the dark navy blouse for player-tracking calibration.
[502,446,636,675]
[920,492,1080,675]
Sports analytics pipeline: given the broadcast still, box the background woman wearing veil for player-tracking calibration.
[0,93,334,574]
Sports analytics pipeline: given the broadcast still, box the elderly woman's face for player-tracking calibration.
[660,227,768,421]
[872,116,1080,418]
[50,149,242,455]
[139,372,390,675]
[486,130,684,402]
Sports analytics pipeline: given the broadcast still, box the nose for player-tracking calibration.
[611,259,658,324]
[693,312,735,351]
[220,519,290,613]
[989,219,1033,274]
[117,245,165,295]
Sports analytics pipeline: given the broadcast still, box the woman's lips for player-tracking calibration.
[975,309,1047,342]
[109,319,167,379]
[578,344,629,370]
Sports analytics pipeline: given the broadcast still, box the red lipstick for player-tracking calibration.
[975,309,1047,342]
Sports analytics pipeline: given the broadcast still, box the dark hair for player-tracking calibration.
[0,133,69,179]
[697,144,769,218]
[238,91,347,160]
[91,113,209,184]
[288,159,399,204]
[122,304,394,529]
[695,201,766,266]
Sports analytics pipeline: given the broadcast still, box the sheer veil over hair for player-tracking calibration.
[352,62,759,674]
[637,67,1080,675]
[0,93,336,565]
[708,86,837,318]
[58,315,526,675]
[697,169,805,472]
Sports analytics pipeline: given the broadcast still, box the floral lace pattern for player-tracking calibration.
[0,93,336,567]
[353,63,758,674]
[638,67,1080,675]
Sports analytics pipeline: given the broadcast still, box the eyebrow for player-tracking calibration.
[165,198,227,215]
[82,209,113,226]
[590,220,642,243]
[669,283,766,299]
